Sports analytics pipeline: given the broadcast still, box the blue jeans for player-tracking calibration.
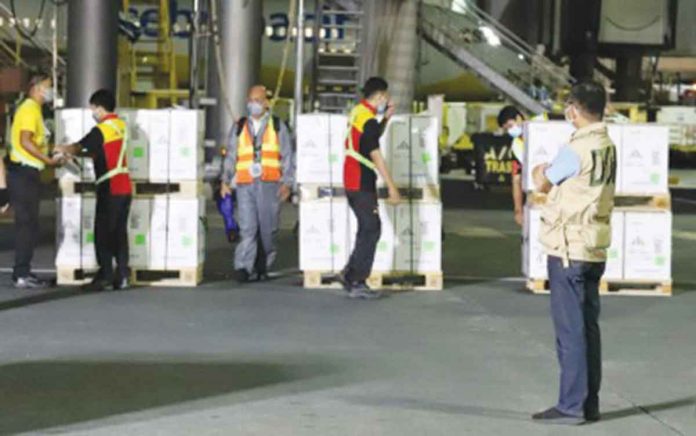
[547,256,604,417]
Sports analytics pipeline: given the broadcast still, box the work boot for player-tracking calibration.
[235,269,250,283]
[347,282,383,300]
[532,407,585,425]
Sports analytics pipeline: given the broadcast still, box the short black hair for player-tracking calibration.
[568,81,606,120]
[497,105,523,127]
[26,71,51,94]
[89,89,116,112]
[362,77,388,99]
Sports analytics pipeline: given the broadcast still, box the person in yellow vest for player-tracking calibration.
[531,81,616,425]
[497,106,548,227]
[220,85,294,283]
[7,72,63,289]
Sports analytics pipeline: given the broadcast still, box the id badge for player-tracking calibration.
[250,162,263,178]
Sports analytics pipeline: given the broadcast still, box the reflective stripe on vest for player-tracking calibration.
[95,119,129,185]
[345,104,376,172]
[235,116,281,184]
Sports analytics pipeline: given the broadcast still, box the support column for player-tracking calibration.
[66,0,119,108]
[614,54,644,102]
[206,0,263,147]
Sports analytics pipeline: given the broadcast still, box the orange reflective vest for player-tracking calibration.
[235,117,282,185]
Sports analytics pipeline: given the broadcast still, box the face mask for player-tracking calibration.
[247,101,265,117]
[564,105,576,124]
[42,87,54,103]
[507,124,522,138]
[377,102,387,115]
[92,111,101,123]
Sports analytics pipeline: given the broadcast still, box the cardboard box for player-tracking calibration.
[299,199,350,272]
[607,123,623,192]
[522,206,547,279]
[135,109,171,182]
[296,113,347,186]
[619,124,669,195]
[348,201,396,272]
[55,109,96,182]
[55,196,97,268]
[602,211,625,281]
[624,211,672,281]
[386,115,440,187]
[394,202,442,272]
[117,109,149,181]
[523,121,575,191]
[168,109,205,181]
[129,197,206,269]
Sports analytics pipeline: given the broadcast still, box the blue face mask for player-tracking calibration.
[507,124,522,138]
[377,102,387,115]
[247,101,265,117]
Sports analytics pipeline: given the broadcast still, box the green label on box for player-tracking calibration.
[608,249,618,259]
[655,256,666,266]
[422,152,432,164]
[650,173,660,183]
[86,232,94,243]
[330,244,339,254]
[377,241,387,252]
[181,148,191,157]
[134,147,144,158]
[423,241,435,252]
[329,153,338,163]
[135,234,146,246]
[182,236,193,247]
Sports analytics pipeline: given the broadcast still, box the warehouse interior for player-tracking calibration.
[0,0,695,435]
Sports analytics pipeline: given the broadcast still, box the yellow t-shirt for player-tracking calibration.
[10,98,47,170]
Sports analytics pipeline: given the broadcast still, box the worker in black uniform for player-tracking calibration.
[55,89,132,292]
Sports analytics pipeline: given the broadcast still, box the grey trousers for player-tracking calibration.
[235,181,281,274]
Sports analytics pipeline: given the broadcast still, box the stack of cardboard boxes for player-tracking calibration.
[522,121,672,291]
[55,108,206,286]
[297,113,442,288]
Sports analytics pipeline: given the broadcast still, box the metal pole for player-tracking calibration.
[294,0,305,124]
[189,0,201,108]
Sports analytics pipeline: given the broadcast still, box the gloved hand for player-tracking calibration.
[0,188,9,210]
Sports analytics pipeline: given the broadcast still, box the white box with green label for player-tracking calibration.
[618,124,669,195]
[394,202,442,272]
[386,115,440,187]
[623,211,671,280]
[299,199,349,272]
[166,197,206,268]
[348,201,396,272]
[296,114,347,185]
[168,109,205,182]
[55,196,97,268]
[602,211,625,280]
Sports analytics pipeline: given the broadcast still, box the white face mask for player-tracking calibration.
[41,87,54,104]
[564,105,576,124]
[507,124,522,138]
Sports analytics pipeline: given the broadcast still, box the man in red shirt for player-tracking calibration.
[56,89,132,291]
[340,77,401,299]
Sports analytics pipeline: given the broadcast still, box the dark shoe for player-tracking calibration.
[235,269,250,283]
[347,283,383,300]
[13,275,50,289]
[249,271,269,282]
[532,407,585,425]
[335,272,352,292]
[81,279,110,293]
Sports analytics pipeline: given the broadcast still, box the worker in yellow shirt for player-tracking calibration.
[7,72,63,289]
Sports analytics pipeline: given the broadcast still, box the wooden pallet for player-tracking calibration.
[130,264,203,287]
[56,266,99,286]
[299,184,440,202]
[58,179,203,198]
[303,270,443,292]
[527,278,672,297]
[528,192,671,211]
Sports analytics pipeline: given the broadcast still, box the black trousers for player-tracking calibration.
[548,256,604,417]
[94,193,131,282]
[7,164,40,279]
[344,191,381,283]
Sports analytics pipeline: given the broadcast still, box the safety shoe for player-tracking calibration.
[12,275,50,289]
[347,283,383,300]
[532,407,585,425]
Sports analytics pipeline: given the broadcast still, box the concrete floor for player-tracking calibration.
[0,181,695,435]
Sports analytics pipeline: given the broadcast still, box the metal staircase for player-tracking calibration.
[419,0,573,114]
[310,0,365,113]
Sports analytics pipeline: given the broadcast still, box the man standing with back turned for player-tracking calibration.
[531,81,616,425]
[339,77,401,300]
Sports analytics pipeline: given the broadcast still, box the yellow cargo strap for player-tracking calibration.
[345,114,376,172]
[95,119,129,185]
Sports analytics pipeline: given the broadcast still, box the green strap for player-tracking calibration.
[95,119,129,185]
[345,115,376,171]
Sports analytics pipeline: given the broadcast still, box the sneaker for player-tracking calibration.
[112,277,130,291]
[532,407,585,425]
[81,279,110,293]
[347,283,383,300]
[13,275,50,289]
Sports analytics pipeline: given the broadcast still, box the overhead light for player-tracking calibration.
[479,26,501,47]
[518,54,525,61]
[265,26,273,37]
